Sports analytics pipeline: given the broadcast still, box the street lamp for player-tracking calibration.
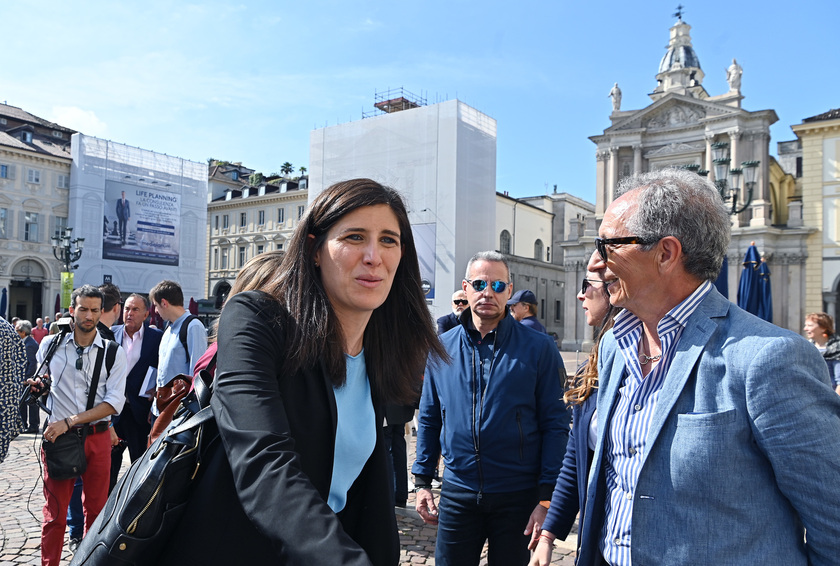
[51,227,85,272]
[699,142,759,215]
[51,228,84,310]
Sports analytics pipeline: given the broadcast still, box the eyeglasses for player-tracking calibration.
[452,299,469,306]
[594,236,659,262]
[581,278,606,293]
[465,279,509,293]
[75,345,84,371]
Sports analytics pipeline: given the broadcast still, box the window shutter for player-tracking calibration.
[7,164,15,180]
[18,211,25,240]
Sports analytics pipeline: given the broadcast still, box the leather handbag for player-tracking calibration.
[69,367,217,566]
[42,345,106,481]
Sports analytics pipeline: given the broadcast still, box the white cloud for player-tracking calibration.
[50,106,108,136]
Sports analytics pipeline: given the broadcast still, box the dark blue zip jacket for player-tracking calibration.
[413,309,570,498]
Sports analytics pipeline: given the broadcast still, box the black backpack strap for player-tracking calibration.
[178,315,199,360]
[80,344,107,442]
[104,339,118,376]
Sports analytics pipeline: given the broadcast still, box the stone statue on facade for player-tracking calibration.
[726,58,742,92]
[609,83,622,112]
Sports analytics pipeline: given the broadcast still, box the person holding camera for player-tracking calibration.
[26,285,127,566]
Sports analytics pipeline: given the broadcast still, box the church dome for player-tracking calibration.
[658,44,702,73]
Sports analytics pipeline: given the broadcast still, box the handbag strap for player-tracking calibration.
[79,342,107,442]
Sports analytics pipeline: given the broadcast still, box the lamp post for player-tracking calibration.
[51,227,84,309]
[696,142,759,215]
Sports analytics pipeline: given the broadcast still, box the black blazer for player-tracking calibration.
[160,291,398,566]
[111,322,163,426]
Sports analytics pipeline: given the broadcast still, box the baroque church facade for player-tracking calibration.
[580,15,811,334]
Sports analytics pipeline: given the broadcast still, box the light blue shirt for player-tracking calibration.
[601,281,712,566]
[153,311,207,415]
[328,350,376,513]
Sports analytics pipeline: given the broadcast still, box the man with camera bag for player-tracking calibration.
[26,285,127,566]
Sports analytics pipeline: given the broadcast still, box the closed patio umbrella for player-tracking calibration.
[737,241,762,317]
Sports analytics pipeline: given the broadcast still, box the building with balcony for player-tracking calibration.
[0,103,75,321]
[206,162,308,308]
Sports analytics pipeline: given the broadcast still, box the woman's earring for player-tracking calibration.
[314,261,320,268]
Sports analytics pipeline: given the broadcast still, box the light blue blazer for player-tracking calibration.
[577,288,840,566]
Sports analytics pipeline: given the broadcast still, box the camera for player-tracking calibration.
[20,375,51,406]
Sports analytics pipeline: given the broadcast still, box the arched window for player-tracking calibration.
[534,239,544,261]
[500,230,511,255]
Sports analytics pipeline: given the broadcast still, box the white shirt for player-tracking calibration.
[36,331,127,424]
[121,323,144,373]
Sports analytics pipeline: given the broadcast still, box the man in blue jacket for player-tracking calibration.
[413,250,569,566]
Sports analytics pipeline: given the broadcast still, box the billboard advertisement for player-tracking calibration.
[102,180,181,266]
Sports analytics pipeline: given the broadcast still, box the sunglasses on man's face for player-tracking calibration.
[594,236,659,262]
[465,279,509,293]
[452,299,469,306]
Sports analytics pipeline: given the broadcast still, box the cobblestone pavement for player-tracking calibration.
[1,353,585,565]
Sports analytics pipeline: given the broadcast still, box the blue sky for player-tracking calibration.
[3,0,837,203]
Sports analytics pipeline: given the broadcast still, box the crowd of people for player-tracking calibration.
[1,171,839,566]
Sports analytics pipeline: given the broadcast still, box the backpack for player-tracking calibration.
[178,315,199,359]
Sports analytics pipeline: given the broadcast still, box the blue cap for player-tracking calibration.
[507,289,537,305]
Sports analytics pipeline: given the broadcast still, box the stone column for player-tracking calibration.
[633,144,643,175]
[595,150,609,215]
[825,292,838,326]
[705,133,715,179]
[749,132,772,227]
[609,146,619,204]
[729,129,741,171]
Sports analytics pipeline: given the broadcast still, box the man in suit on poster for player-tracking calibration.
[116,191,131,244]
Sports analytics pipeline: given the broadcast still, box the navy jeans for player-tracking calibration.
[435,483,536,566]
[66,478,84,540]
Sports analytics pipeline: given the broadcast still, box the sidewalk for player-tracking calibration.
[0,351,585,565]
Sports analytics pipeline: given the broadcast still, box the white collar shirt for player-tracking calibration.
[36,331,128,425]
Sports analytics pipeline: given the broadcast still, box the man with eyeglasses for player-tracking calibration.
[567,169,840,566]
[26,285,127,566]
[437,290,469,334]
[413,250,569,566]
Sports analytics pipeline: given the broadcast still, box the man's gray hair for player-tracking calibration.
[465,251,511,280]
[615,168,731,282]
[16,320,32,335]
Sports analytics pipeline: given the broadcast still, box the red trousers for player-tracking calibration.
[41,429,111,566]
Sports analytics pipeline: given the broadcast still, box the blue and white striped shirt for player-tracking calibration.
[601,281,712,566]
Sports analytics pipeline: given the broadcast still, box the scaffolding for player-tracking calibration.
[362,87,427,119]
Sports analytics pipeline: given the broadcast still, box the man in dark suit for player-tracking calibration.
[436,290,468,334]
[111,294,162,461]
[115,191,131,244]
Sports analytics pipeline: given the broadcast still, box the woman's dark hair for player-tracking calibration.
[565,286,620,406]
[264,178,447,404]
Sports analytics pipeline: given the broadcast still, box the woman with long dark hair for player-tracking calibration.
[528,252,620,565]
[160,179,446,565]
